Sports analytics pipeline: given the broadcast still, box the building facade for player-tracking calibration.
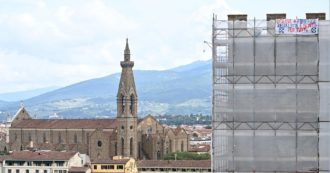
[212,13,330,172]
[136,160,211,173]
[8,40,189,161]
[0,150,90,173]
[91,156,137,173]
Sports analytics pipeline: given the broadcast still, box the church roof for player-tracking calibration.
[11,119,118,129]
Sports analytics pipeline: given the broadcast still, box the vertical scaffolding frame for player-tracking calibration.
[212,16,330,172]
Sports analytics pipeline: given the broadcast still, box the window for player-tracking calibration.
[130,94,134,113]
[130,137,133,156]
[28,133,32,141]
[121,126,125,130]
[109,165,114,169]
[169,140,172,152]
[55,161,64,167]
[117,165,124,169]
[35,170,39,173]
[97,140,102,147]
[43,133,47,143]
[27,161,32,166]
[121,138,124,155]
[35,162,41,166]
[147,126,152,134]
[58,133,62,144]
[115,142,117,155]
[93,165,97,170]
[44,170,47,173]
[86,133,90,144]
[54,171,66,173]
[7,161,13,166]
[130,125,133,130]
[74,134,77,144]
[16,170,19,173]
[14,133,17,141]
[8,169,12,173]
[121,95,125,113]
[101,165,107,170]
[26,170,29,173]
[157,151,161,160]
[181,141,184,152]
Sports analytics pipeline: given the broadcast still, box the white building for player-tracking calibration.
[0,151,90,173]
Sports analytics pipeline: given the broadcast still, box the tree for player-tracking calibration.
[163,152,210,160]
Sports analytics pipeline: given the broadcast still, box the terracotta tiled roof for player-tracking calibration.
[6,151,77,161]
[92,158,129,164]
[0,155,10,162]
[137,160,211,168]
[11,119,117,129]
[69,166,90,173]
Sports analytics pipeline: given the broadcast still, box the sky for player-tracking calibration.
[0,0,328,94]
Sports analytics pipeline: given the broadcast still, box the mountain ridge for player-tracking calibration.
[0,59,212,119]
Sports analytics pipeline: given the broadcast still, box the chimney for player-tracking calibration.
[306,13,326,20]
[267,13,286,21]
[227,14,247,21]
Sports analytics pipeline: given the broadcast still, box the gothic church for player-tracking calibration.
[8,40,189,161]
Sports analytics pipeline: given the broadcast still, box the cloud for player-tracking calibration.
[0,0,139,93]
[0,0,240,93]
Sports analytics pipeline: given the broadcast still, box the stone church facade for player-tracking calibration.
[8,40,189,161]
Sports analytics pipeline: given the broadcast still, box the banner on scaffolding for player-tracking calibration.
[275,19,318,35]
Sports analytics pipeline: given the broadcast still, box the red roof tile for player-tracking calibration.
[137,160,211,169]
[92,158,129,164]
[7,151,77,161]
[69,166,90,173]
[11,119,117,129]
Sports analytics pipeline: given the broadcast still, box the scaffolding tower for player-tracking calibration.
[212,13,330,172]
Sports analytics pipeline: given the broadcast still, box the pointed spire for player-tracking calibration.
[20,101,24,108]
[124,38,130,61]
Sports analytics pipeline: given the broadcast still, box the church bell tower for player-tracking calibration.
[116,39,138,158]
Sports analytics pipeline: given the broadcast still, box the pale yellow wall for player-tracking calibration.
[92,163,125,173]
[92,158,137,173]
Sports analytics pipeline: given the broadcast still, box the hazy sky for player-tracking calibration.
[0,0,328,93]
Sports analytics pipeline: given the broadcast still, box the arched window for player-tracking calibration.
[121,95,125,113]
[157,151,161,160]
[181,141,184,152]
[58,133,62,144]
[86,133,90,144]
[115,142,117,155]
[74,134,78,144]
[121,138,124,155]
[130,137,133,156]
[169,140,172,152]
[43,133,46,143]
[130,94,134,114]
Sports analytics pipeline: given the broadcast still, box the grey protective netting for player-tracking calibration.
[212,17,330,172]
